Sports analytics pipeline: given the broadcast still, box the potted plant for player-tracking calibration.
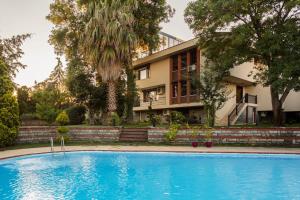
[204,125,213,148]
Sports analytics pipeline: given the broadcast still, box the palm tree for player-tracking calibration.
[82,0,137,115]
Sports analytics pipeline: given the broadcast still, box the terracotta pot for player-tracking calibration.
[191,141,198,147]
[204,141,213,148]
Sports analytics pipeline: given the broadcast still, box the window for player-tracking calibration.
[190,81,197,95]
[181,53,187,69]
[181,81,187,96]
[143,86,165,102]
[172,83,178,98]
[137,65,150,80]
[172,55,178,71]
[190,48,197,65]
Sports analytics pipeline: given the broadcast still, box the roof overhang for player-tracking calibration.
[223,75,255,86]
[133,38,198,68]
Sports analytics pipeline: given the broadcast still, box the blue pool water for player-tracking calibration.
[0,152,300,200]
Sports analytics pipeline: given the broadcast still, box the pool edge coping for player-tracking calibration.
[1,146,300,161]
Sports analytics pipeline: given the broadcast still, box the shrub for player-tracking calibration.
[66,105,86,125]
[56,126,70,143]
[36,103,59,124]
[111,112,121,126]
[56,111,70,126]
[149,114,161,127]
[165,123,180,142]
[170,111,186,124]
[0,94,20,147]
[57,126,69,134]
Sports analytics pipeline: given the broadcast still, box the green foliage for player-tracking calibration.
[111,112,121,126]
[56,111,70,126]
[36,104,59,124]
[203,125,213,142]
[47,0,173,115]
[165,123,180,142]
[193,67,229,127]
[0,59,20,147]
[185,0,300,125]
[0,123,18,147]
[170,111,186,124]
[123,66,137,122]
[56,126,70,143]
[66,105,86,125]
[17,86,35,115]
[32,79,70,124]
[0,34,31,77]
[133,0,174,53]
[57,126,69,134]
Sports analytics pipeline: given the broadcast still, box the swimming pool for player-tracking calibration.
[0,152,300,199]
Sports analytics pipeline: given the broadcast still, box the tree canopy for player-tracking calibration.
[185,0,300,125]
[0,34,31,77]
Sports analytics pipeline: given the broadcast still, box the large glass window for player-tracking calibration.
[172,83,178,98]
[190,81,197,95]
[190,48,197,65]
[181,53,187,69]
[181,81,187,96]
[172,55,178,71]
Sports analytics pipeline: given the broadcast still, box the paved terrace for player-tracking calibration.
[1,145,300,160]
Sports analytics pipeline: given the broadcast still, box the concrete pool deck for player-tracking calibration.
[1,145,300,159]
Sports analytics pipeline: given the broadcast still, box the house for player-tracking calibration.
[132,33,300,126]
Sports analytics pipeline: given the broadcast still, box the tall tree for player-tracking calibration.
[47,57,66,91]
[0,34,31,77]
[0,59,19,147]
[185,0,300,126]
[82,0,138,116]
[47,0,174,119]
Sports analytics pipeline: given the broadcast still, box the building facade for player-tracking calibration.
[133,36,300,126]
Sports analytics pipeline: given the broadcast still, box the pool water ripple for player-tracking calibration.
[0,152,300,200]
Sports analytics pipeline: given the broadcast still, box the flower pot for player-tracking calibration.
[191,141,198,147]
[204,141,213,148]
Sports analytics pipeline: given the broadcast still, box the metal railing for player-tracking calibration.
[228,93,257,126]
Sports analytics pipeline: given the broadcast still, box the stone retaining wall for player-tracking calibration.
[18,126,120,143]
[148,128,300,146]
[18,126,300,146]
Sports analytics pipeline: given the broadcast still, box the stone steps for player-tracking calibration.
[119,128,148,142]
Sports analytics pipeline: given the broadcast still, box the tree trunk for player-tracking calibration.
[107,80,117,114]
[270,87,283,126]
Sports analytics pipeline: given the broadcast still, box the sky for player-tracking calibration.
[0,0,194,87]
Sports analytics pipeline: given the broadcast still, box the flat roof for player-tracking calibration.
[133,38,198,68]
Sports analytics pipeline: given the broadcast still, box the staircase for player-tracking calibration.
[228,93,258,126]
[119,128,148,142]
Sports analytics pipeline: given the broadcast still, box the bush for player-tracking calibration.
[0,94,20,147]
[36,103,59,124]
[111,112,121,126]
[56,111,70,126]
[56,126,70,143]
[66,105,86,125]
[149,114,161,127]
[170,111,186,124]
[165,123,180,142]
[57,126,69,134]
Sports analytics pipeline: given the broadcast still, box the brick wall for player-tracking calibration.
[148,128,300,146]
[18,126,120,143]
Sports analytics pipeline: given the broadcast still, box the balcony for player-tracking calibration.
[135,95,167,109]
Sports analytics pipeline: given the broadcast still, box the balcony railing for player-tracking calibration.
[135,96,167,108]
